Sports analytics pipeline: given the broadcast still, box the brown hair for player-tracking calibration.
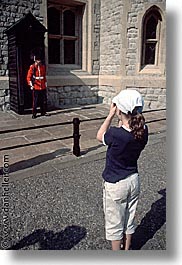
[128,107,145,140]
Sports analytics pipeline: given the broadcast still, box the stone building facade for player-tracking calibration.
[0,0,166,113]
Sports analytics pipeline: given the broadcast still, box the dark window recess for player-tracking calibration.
[48,7,60,34]
[64,10,75,36]
[146,16,157,39]
[145,42,156,64]
[64,40,75,64]
[48,39,60,64]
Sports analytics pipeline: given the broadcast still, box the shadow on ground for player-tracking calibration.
[80,144,103,155]
[131,189,166,250]
[9,225,87,250]
[8,148,71,173]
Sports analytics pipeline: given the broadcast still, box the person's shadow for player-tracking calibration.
[9,225,87,250]
[7,148,70,173]
[131,189,166,250]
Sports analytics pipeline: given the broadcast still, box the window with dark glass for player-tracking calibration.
[64,10,75,36]
[141,8,162,67]
[146,16,157,39]
[48,7,60,35]
[48,39,60,64]
[63,10,76,64]
[48,6,81,65]
[64,40,75,64]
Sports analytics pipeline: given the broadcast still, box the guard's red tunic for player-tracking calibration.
[27,63,47,90]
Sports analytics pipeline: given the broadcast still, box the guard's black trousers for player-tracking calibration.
[32,89,47,115]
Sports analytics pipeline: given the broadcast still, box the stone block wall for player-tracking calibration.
[127,87,166,110]
[126,1,144,76]
[92,1,101,74]
[98,86,116,104]
[126,0,166,76]
[0,79,9,111]
[125,0,166,110]
[99,0,123,75]
[98,0,166,110]
[98,85,166,110]
[47,85,99,109]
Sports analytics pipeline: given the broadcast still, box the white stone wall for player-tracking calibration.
[98,85,116,104]
[127,87,166,110]
[98,0,166,110]
[126,27,139,76]
[125,0,166,109]
[98,85,166,110]
[92,1,101,74]
[99,0,123,75]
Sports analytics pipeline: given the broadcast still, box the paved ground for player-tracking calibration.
[0,104,166,250]
[0,104,166,173]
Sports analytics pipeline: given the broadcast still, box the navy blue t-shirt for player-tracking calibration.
[103,125,148,183]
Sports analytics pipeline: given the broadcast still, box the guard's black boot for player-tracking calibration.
[32,113,37,119]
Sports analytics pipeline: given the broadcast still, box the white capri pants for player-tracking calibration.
[103,173,140,241]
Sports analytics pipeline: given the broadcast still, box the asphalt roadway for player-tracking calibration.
[0,131,166,251]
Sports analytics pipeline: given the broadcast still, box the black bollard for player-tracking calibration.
[73,118,80,157]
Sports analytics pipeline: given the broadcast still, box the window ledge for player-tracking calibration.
[48,64,93,76]
[139,65,162,74]
[48,64,81,70]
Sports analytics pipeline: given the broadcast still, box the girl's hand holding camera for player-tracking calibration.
[108,103,117,118]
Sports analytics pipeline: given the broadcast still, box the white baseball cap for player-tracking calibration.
[112,89,144,114]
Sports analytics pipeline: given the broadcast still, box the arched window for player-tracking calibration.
[141,7,162,67]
